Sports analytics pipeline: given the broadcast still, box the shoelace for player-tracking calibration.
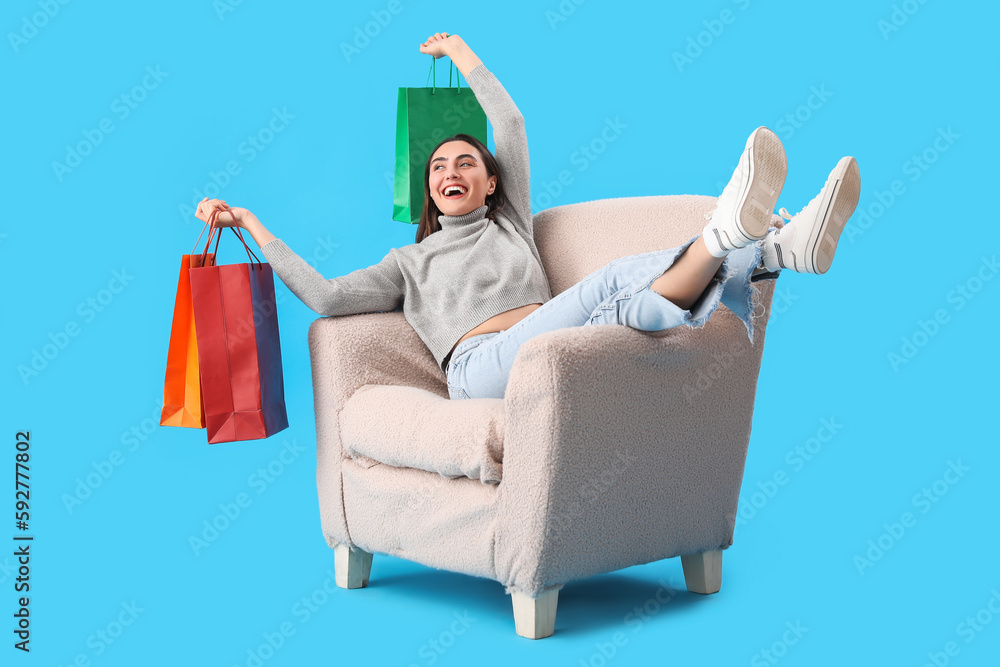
[778,171,835,223]
[708,206,794,222]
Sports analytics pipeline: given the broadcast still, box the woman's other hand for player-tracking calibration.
[195,197,259,229]
[419,32,462,58]
[195,197,231,225]
[193,197,274,248]
[418,33,480,77]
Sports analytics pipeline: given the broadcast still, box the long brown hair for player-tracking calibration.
[415,134,508,243]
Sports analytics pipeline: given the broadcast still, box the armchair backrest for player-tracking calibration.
[532,195,717,296]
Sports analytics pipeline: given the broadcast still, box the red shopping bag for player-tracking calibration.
[160,251,215,429]
[189,212,289,443]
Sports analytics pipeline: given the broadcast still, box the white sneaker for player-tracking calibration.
[761,156,861,275]
[703,126,788,258]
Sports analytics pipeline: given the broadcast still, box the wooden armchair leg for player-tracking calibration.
[334,544,373,589]
[511,589,559,639]
[681,549,723,594]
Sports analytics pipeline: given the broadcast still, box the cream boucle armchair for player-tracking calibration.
[307,195,779,639]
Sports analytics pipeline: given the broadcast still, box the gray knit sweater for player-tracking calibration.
[259,64,552,374]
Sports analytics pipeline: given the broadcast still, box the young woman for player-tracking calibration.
[196,32,861,401]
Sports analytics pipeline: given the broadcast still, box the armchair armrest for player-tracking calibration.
[307,312,447,547]
[494,281,776,597]
[308,311,447,398]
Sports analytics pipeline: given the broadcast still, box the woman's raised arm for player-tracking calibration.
[419,33,534,233]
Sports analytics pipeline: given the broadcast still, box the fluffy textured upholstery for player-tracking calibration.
[341,384,504,484]
[308,194,780,597]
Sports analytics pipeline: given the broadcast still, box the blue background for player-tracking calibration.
[4,0,998,665]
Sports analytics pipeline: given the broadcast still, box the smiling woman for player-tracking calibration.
[431,146,493,212]
[418,134,503,241]
[193,31,862,401]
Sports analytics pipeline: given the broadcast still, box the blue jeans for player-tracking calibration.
[445,234,770,400]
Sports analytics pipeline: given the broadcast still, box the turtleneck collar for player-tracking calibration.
[437,204,489,230]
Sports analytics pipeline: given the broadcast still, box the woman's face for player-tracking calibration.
[428,140,496,217]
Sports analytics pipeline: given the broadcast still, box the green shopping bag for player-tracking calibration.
[393,57,488,224]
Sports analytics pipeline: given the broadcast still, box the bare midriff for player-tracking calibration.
[450,303,543,355]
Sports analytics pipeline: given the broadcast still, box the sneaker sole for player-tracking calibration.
[801,156,861,274]
[733,127,788,244]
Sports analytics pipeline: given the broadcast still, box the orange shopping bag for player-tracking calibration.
[160,225,217,428]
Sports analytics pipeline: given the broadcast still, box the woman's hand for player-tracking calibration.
[195,197,259,229]
[195,197,232,225]
[194,197,275,248]
[419,32,463,58]
[418,32,481,78]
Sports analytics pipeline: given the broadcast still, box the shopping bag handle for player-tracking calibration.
[427,55,462,95]
[193,207,263,270]
[191,217,222,266]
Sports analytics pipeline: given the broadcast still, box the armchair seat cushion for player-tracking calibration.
[340,384,505,484]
